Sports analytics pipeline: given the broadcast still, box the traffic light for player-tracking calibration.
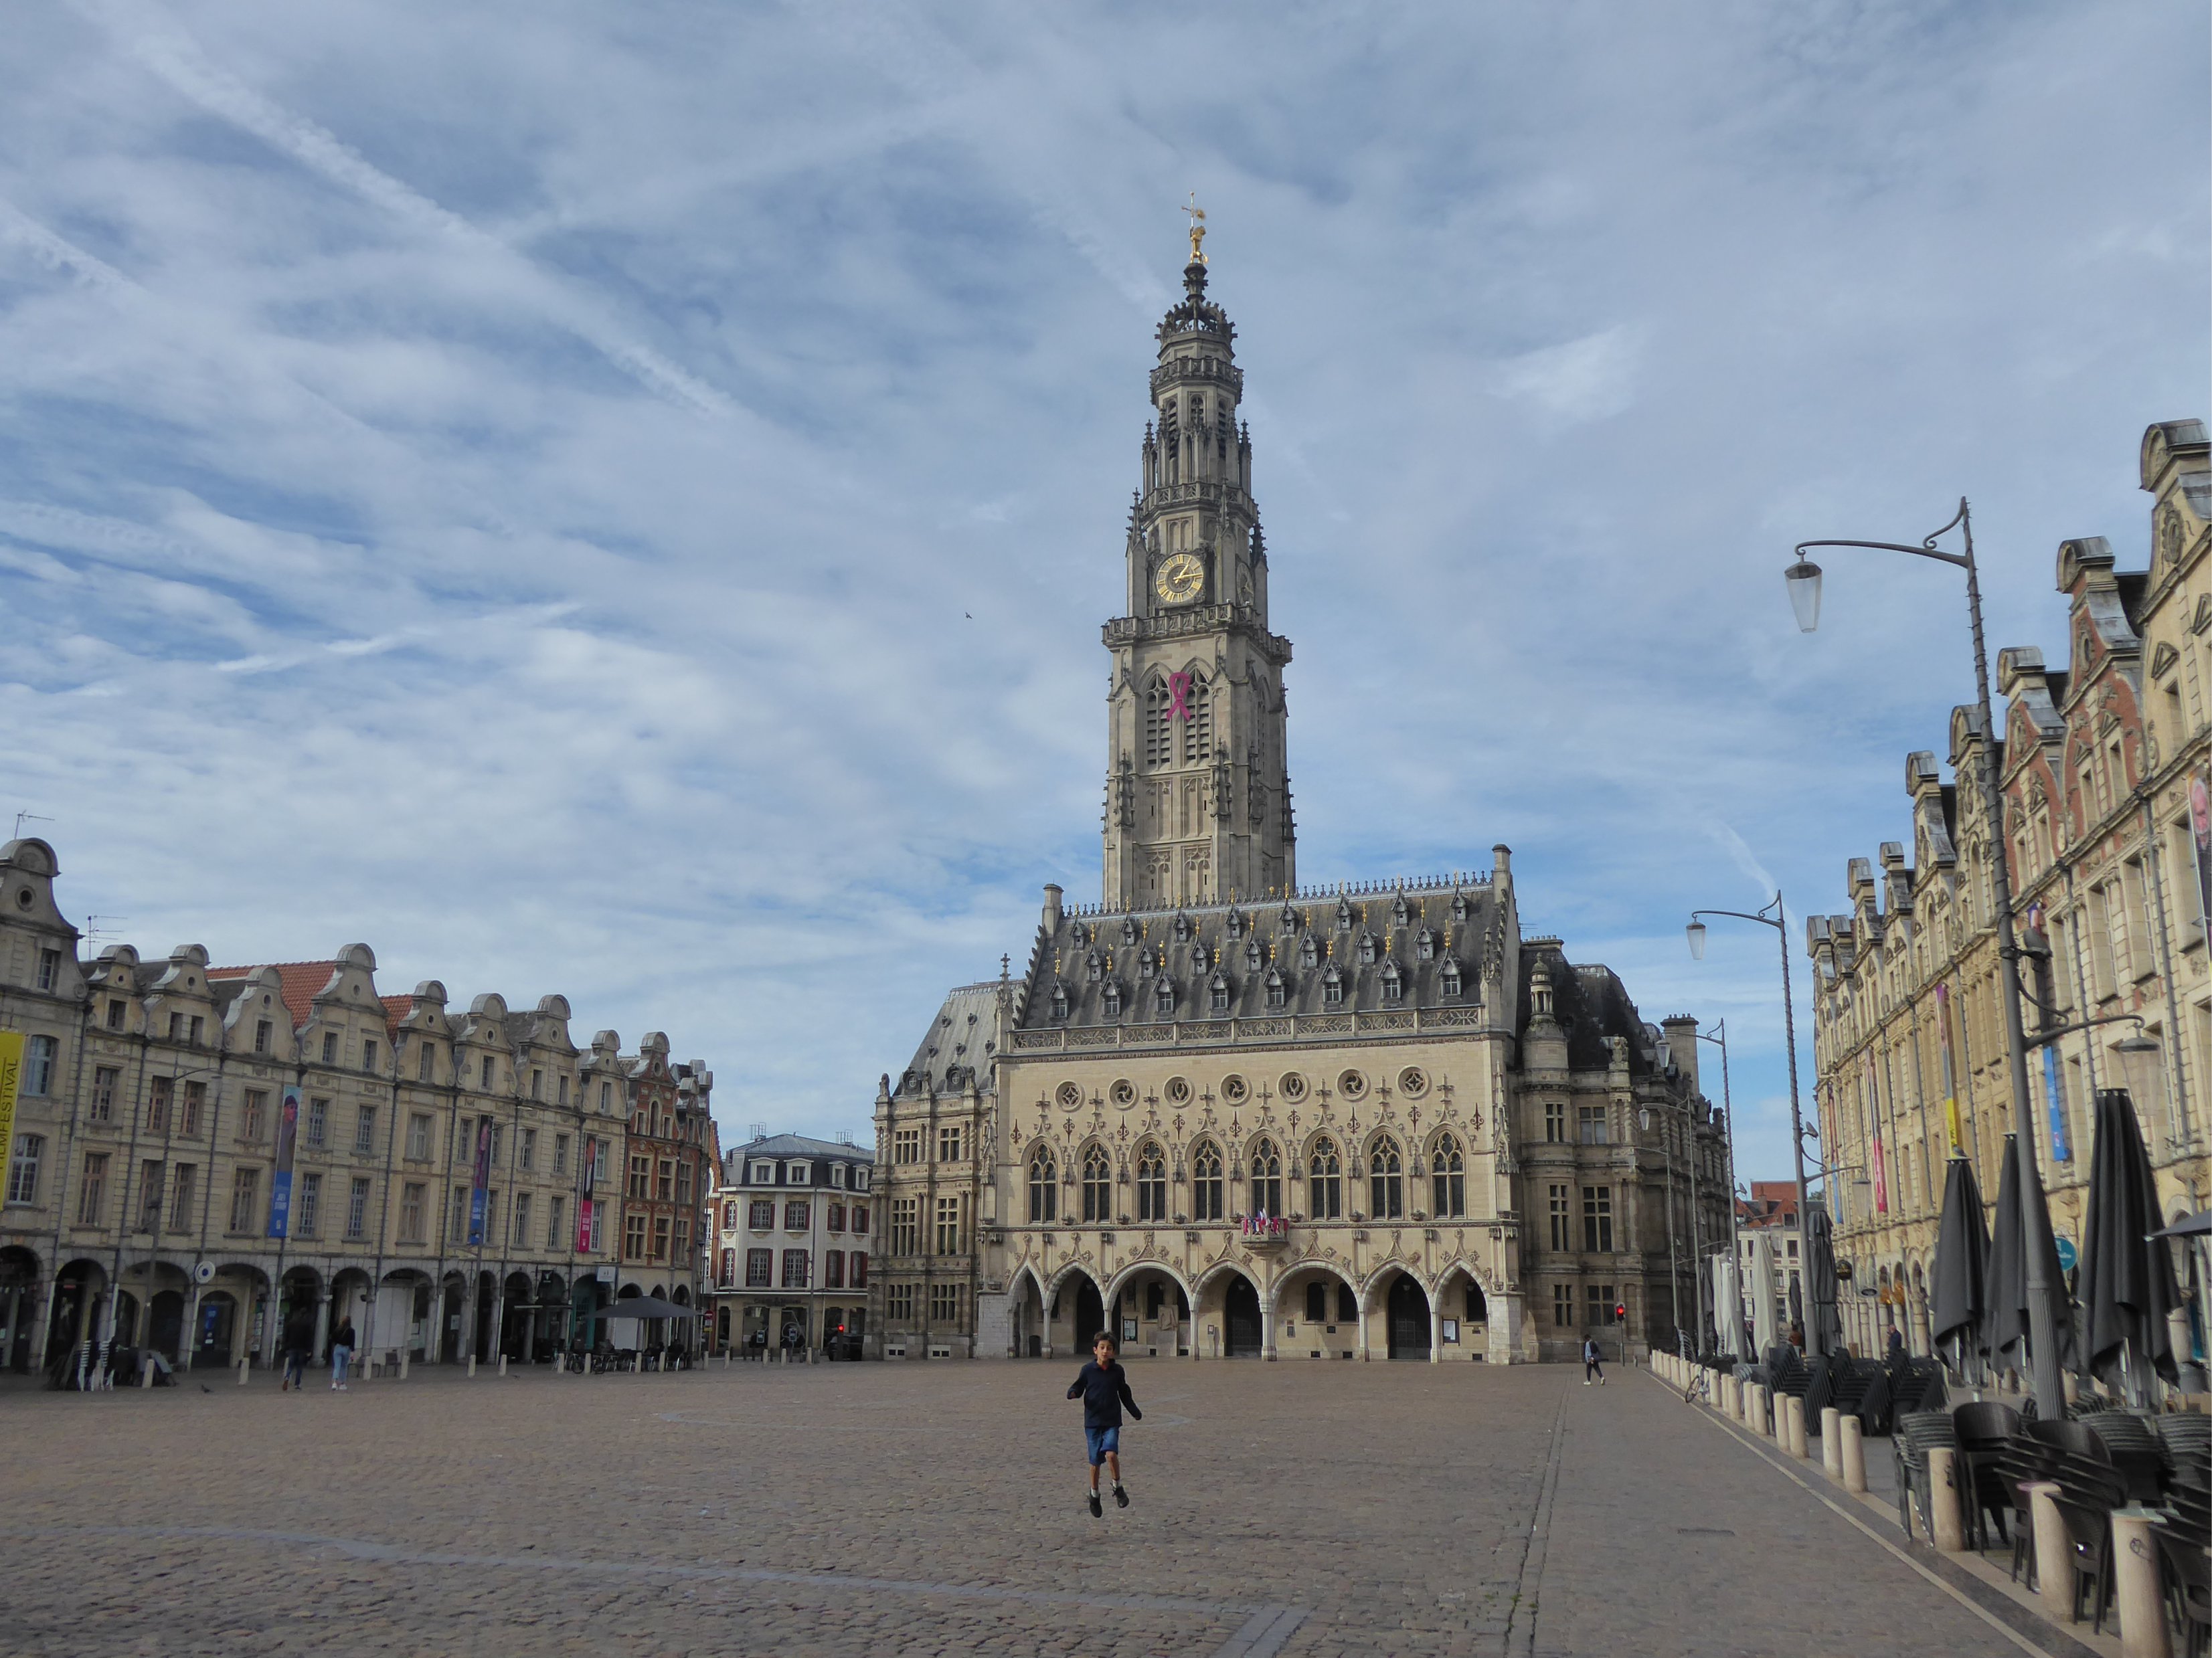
[1614,1303,1626,1322]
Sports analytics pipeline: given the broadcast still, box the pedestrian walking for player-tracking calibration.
[1582,1335,1606,1386]
[1067,1331,1140,1517]
[330,1317,355,1391]
[279,1304,315,1392]
[1885,1324,1905,1364]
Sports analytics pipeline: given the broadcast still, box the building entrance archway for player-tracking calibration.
[1223,1275,1261,1357]
[1387,1273,1431,1360]
[1072,1277,1104,1350]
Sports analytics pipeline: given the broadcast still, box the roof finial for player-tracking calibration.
[1185,192,1207,266]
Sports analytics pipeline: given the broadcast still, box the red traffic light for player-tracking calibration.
[1614,1304,1626,1319]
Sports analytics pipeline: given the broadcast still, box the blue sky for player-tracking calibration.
[3,1,2205,1184]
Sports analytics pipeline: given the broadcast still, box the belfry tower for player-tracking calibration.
[1102,211,1294,909]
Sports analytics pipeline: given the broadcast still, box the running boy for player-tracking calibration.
[1066,1331,1141,1517]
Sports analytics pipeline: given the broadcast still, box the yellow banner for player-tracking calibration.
[0,1031,21,1203]
[1934,982,1964,1156]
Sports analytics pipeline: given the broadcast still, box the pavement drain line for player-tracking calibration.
[1498,1383,1571,1658]
[1653,1374,2101,1658]
[0,1523,1306,1658]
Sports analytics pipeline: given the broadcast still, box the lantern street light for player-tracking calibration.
[1784,496,2061,1418]
[1685,892,1815,1356]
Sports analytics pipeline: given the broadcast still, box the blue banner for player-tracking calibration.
[267,1085,301,1237]
[2041,1045,2071,1163]
[467,1118,493,1246]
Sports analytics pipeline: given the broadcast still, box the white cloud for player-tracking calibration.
[0,0,2201,1185]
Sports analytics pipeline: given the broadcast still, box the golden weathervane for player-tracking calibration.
[1185,193,1207,264]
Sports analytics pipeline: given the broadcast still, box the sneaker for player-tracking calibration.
[1113,1485,1129,1509]
[1600,1376,1608,1386]
[280,1380,288,1392]
[1582,1379,1590,1386]
[1087,1492,1102,1518]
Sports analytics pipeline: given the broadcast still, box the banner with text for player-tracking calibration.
[268,1085,301,1237]
[0,1031,22,1206]
[467,1118,493,1247]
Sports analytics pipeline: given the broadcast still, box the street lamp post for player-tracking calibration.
[1687,893,1817,1356]
[1697,1022,1745,1356]
[1784,498,2061,1418]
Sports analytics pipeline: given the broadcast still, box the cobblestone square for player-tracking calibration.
[2,1361,2019,1657]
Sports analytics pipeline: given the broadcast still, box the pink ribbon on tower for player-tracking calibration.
[1169,671,1192,722]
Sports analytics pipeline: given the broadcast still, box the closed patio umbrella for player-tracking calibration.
[1982,1133,2073,1377]
[2152,1207,2212,1240]
[1751,1231,1780,1357]
[1930,1157,1990,1379]
[2078,1088,2182,1398]
[1803,1202,1845,1358]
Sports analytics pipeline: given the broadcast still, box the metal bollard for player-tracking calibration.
[1786,1394,1807,1459]
[1821,1407,1843,1477]
[2110,1508,2173,1658]
[1840,1414,1867,1493]
[1927,1447,1967,1552]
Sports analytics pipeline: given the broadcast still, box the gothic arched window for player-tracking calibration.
[1250,1138,1282,1216]
[1369,1137,1403,1220]
[1432,1132,1465,1218]
[1136,1143,1167,1222]
[1308,1137,1341,1220]
[1081,1144,1112,1223]
[1191,1139,1225,1222]
[1028,1149,1057,1224]
[1181,672,1213,763]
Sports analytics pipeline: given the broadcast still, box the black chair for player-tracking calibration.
[1998,1435,2061,1584]
[1893,1411,1958,1541]
[1953,1401,2022,1552]
[2046,1459,2128,1631]
[2154,1522,2211,1658]
[2073,1408,2166,1505]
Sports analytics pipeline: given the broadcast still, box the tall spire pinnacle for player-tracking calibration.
[1184,192,1207,268]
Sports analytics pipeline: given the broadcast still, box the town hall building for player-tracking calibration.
[869,223,1730,1364]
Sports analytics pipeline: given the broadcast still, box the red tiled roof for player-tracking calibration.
[205,960,343,1034]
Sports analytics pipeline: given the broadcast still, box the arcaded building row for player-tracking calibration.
[0,836,717,1378]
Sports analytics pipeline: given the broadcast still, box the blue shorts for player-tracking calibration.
[1084,1425,1120,1465]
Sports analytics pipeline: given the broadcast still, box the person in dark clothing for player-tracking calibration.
[1582,1335,1606,1385]
[280,1305,315,1392]
[1885,1324,1906,1363]
[1066,1331,1140,1517]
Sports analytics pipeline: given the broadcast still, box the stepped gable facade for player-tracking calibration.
[871,236,1729,1365]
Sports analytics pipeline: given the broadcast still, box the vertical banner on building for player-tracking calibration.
[466,1118,493,1247]
[0,1030,23,1205]
[267,1085,301,1237]
[1866,1050,1888,1214]
[2041,1044,2073,1163]
[576,1135,599,1251]
[1932,981,1964,1155]
[2190,774,2212,937]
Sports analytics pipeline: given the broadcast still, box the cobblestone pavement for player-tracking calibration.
[0,1360,2019,1657]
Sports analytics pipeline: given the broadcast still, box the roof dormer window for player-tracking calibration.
[1102,981,1123,1018]
[1416,927,1437,962]
[750,1162,772,1184]
[1244,937,1264,973]
[1356,931,1378,965]
[1049,983,1070,1021]
[1323,964,1345,1006]
[788,1162,810,1184]
[1380,961,1403,1004]
[1209,971,1231,1013]
[1154,976,1175,1016]
[1265,966,1288,1009]
[1298,935,1319,970]
[1440,957,1464,998]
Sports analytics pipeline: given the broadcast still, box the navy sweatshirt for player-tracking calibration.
[1067,1359,1141,1429]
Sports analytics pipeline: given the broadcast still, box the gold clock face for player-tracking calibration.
[1155,552,1205,606]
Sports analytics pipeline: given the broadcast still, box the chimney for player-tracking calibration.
[1661,1015,1700,1094]
[1043,883,1064,931]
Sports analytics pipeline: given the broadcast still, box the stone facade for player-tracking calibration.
[708,1132,873,1356]
[871,245,1729,1364]
[1807,418,2212,1365]
[0,838,716,1378]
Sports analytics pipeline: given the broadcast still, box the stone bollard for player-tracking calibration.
[141,1356,156,1390]
[499,1355,508,1377]
[1840,1415,1867,1493]
[1785,1394,1808,1458]
[399,1353,410,1380]
[2027,1483,2071,1617]
[1749,1382,1769,1438]
[1727,1376,1743,1422]
[238,1357,250,1386]
[1927,1447,1968,1552]
[1822,1407,1843,1478]
[467,1356,477,1378]
[2110,1508,2173,1658]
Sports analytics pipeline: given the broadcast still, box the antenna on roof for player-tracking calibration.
[836,1130,853,1146]
[84,914,128,943]
[13,811,53,838]
[749,1122,766,1141]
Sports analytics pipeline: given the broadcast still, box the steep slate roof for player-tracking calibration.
[728,1132,869,1162]
[1517,941,1658,1075]
[891,982,1001,1100]
[1013,881,1503,1034]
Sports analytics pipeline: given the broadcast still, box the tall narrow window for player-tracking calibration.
[1431,1132,1464,1218]
[1191,1139,1224,1222]
[1368,1137,1403,1219]
[1307,1137,1341,1219]
[1582,1185,1614,1253]
[1081,1145,1112,1223]
[91,1067,118,1121]
[1136,1143,1168,1221]
[147,1077,171,1134]
[168,1164,196,1231]
[1028,1149,1057,1223]
[293,1171,317,1236]
[1548,1184,1570,1250]
[5,1132,43,1203]
[1249,1137,1282,1216]
[934,1194,963,1254]
[226,1166,258,1232]
[547,1196,565,1249]
[354,1105,377,1155]
[348,1178,371,1240]
[180,1081,204,1137]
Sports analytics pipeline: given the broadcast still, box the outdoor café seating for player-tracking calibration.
[1892,1410,1957,1541]
[1950,1400,2020,1551]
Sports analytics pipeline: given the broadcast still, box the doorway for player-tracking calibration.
[1072,1277,1104,1350]
[1387,1273,1430,1360]
[1224,1275,1262,1356]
